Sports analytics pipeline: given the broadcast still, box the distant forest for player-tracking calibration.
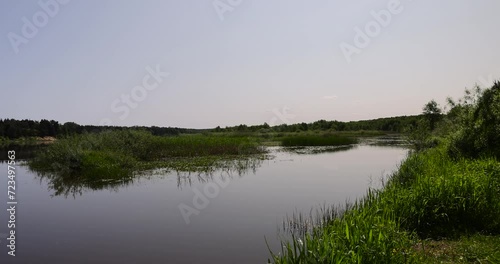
[0,119,195,139]
[0,115,421,139]
[219,115,421,133]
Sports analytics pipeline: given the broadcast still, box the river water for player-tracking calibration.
[0,141,408,263]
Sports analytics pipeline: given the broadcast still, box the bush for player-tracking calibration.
[383,147,500,238]
[448,81,500,159]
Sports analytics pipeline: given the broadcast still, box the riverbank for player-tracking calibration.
[270,82,500,263]
[270,145,500,263]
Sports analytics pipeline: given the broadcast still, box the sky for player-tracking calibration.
[1,0,499,128]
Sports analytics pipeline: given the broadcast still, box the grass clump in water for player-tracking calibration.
[29,130,265,178]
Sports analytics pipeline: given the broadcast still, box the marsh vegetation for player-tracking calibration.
[29,131,265,177]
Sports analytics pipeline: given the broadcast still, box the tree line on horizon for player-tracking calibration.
[217,115,421,134]
[0,119,194,139]
[0,115,422,140]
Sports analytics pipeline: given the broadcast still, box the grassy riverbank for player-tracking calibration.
[270,82,500,263]
[271,146,500,263]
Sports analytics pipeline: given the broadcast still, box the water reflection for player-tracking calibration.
[29,156,266,197]
[278,136,410,155]
[138,157,265,189]
[31,169,136,197]
[0,143,409,264]
[0,144,46,161]
[361,135,411,147]
[281,145,356,155]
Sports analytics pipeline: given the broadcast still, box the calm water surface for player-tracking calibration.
[0,143,407,263]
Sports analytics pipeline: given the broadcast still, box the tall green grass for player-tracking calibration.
[382,147,500,238]
[272,192,418,263]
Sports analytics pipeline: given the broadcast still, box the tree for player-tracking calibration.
[62,122,80,135]
[236,124,248,132]
[422,100,442,130]
[39,119,53,137]
[452,81,500,158]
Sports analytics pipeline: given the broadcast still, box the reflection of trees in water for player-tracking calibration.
[32,170,135,198]
[280,137,411,155]
[0,144,47,161]
[31,156,264,197]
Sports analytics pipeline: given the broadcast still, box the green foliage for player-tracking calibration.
[404,118,437,151]
[0,118,196,139]
[54,150,137,180]
[272,198,418,263]
[215,116,421,134]
[0,118,60,138]
[384,147,500,238]
[422,100,443,131]
[281,135,357,147]
[448,81,500,159]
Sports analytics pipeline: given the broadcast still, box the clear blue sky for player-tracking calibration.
[1,0,499,128]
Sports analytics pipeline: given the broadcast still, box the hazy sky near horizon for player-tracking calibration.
[1,0,499,128]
